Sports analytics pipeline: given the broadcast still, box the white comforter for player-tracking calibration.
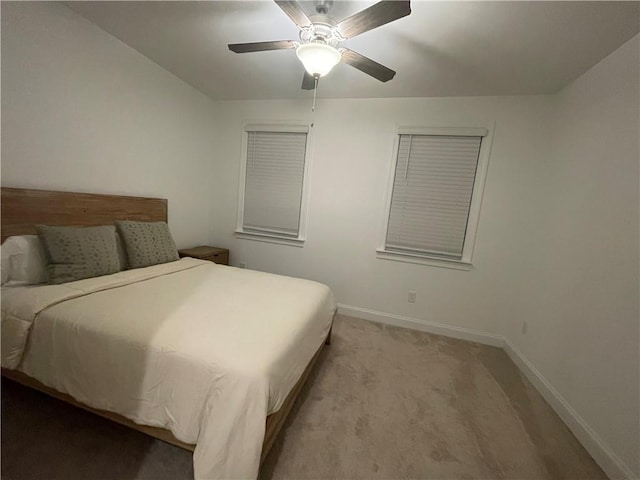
[1,258,335,479]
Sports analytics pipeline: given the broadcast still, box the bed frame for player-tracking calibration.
[1,186,331,466]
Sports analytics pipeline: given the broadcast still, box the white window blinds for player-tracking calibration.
[242,130,307,237]
[386,134,482,260]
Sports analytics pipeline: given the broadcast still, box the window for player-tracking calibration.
[378,127,491,268]
[235,124,310,246]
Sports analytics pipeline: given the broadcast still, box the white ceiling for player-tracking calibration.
[67,1,640,101]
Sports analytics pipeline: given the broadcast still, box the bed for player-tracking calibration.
[0,187,336,479]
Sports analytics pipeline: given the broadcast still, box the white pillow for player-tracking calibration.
[0,235,48,286]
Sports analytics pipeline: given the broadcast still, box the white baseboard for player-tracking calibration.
[336,303,505,347]
[337,303,638,480]
[503,339,638,480]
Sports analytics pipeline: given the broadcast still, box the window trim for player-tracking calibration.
[377,125,494,268]
[235,122,312,246]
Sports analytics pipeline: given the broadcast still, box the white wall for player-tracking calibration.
[505,35,639,479]
[1,2,220,248]
[211,96,552,341]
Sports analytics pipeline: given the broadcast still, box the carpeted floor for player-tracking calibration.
[1,315,607,479]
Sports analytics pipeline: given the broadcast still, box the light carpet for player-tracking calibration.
[1,314,606,479]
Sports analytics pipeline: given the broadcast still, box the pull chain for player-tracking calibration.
[312,75,319,112]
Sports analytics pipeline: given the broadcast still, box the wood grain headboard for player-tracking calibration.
[1,187,168,243]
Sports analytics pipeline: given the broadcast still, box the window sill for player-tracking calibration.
[234,230,305,248]
[376,249,472,271]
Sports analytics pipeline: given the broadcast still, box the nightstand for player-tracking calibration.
[178,246,229,265]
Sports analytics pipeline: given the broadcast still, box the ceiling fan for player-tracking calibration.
[228,0,411,90]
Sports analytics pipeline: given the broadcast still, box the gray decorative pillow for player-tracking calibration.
[36,225,121,285]
[115,221,179,269]
[115,231,128,270]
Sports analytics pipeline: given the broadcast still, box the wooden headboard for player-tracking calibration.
[1,187,168,243]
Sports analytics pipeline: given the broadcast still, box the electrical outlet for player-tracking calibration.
[521,321,528,334]
[239,262,246,269]
[408,291,416,303]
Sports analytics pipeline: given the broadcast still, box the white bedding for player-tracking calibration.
[1,258,335,479]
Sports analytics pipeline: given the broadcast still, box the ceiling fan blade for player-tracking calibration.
[341,49,396,82]
[228,40,297,53]
[301,72,316,90]
[274,0,312,28]
[337,1,411,39]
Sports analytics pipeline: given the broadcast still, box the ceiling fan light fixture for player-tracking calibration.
[296,42,341,77]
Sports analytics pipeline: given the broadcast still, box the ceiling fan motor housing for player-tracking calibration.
[314,0,333,15]
[300,16,342,47]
